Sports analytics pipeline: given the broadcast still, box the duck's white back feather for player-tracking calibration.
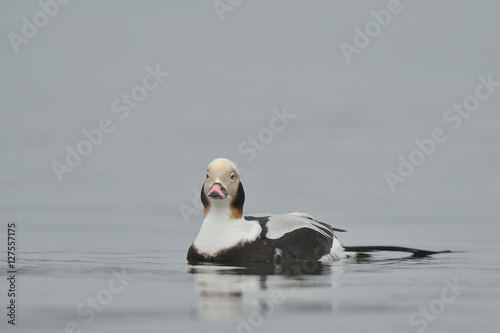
[256,212,333,240]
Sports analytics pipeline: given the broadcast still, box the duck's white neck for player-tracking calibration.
[193,206,261,257]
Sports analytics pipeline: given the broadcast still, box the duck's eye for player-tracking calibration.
[230,172,235,181]
[206,172,209,180]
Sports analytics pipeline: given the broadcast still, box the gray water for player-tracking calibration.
[1,1,500,332]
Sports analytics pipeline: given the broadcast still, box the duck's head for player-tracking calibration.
[201,158,245,219]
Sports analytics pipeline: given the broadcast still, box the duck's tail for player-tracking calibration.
[342,245,451,258]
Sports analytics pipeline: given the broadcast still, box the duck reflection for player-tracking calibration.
[188,261,343,320]
[188,254,437,320]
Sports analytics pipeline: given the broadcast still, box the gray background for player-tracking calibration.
[1,1,499,218]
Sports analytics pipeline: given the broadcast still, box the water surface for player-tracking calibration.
[3,213,498,333]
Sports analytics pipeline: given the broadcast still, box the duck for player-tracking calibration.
[187,158,449,263]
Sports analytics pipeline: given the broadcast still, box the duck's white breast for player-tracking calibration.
[193,212,261,257]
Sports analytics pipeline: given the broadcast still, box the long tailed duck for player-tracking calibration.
[187,158,449,263]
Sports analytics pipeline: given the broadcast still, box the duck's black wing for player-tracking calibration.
[245,212,340,261]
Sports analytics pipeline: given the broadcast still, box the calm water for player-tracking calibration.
[2,212,498,333]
